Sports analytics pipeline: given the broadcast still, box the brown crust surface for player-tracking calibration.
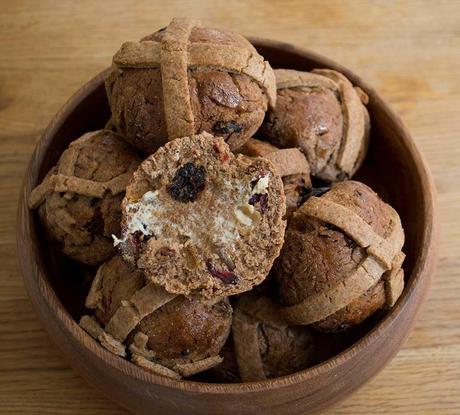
[261,69,370,182]
[130,296,232,368]
[81,256,232,376]
[237,137,279,158]
[85,256,145,326]
[105,68,169,154]
[237,138,312,218]
[106,18,276,153]
[282,174,313,219]
[29,130,141,265]
[313,280,386,332]
[275,181,405,330]
[118,132,286,300]
[232,295,314,381]
[237,138,311,178]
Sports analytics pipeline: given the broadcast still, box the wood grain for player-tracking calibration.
[1,0,459,414]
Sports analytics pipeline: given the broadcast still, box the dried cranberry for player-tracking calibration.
[212,143,230,162]
[167,162,206,203]
[123,231,143,262]
[249,193,268,214]
[131,231,142,251]
[258,193,268,213]
[213,121,242,135]
[206,260,238,285]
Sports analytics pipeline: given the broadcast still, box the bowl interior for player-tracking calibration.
[29,40,426,382]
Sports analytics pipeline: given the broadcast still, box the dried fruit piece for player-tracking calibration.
[231,294,315,381]
[167,162,206,203]
[299,186,331,203]
[213,121,243,135]
[249,193,268,214]
[206,260,238,285]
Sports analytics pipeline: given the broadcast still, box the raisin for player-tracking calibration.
[167,162,206,203]
[249,192,268,214]
[248,193,260,205]
[206,260,238,285]
[212,142,230,162]
[212,121,242,135]
[322,223,356,247]
[324,223,341,233]
[344,235,356,248]
[299,186,331,205]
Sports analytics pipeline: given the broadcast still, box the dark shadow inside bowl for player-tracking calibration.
[30,41,424,383]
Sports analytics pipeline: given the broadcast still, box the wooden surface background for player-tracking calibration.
[1,1,458,414]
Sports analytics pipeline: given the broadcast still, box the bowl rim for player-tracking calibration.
[17,37,439,395]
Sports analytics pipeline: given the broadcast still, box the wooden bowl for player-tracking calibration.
[17,38,439,415]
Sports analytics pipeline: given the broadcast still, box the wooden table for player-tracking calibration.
[1,1,459,413]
